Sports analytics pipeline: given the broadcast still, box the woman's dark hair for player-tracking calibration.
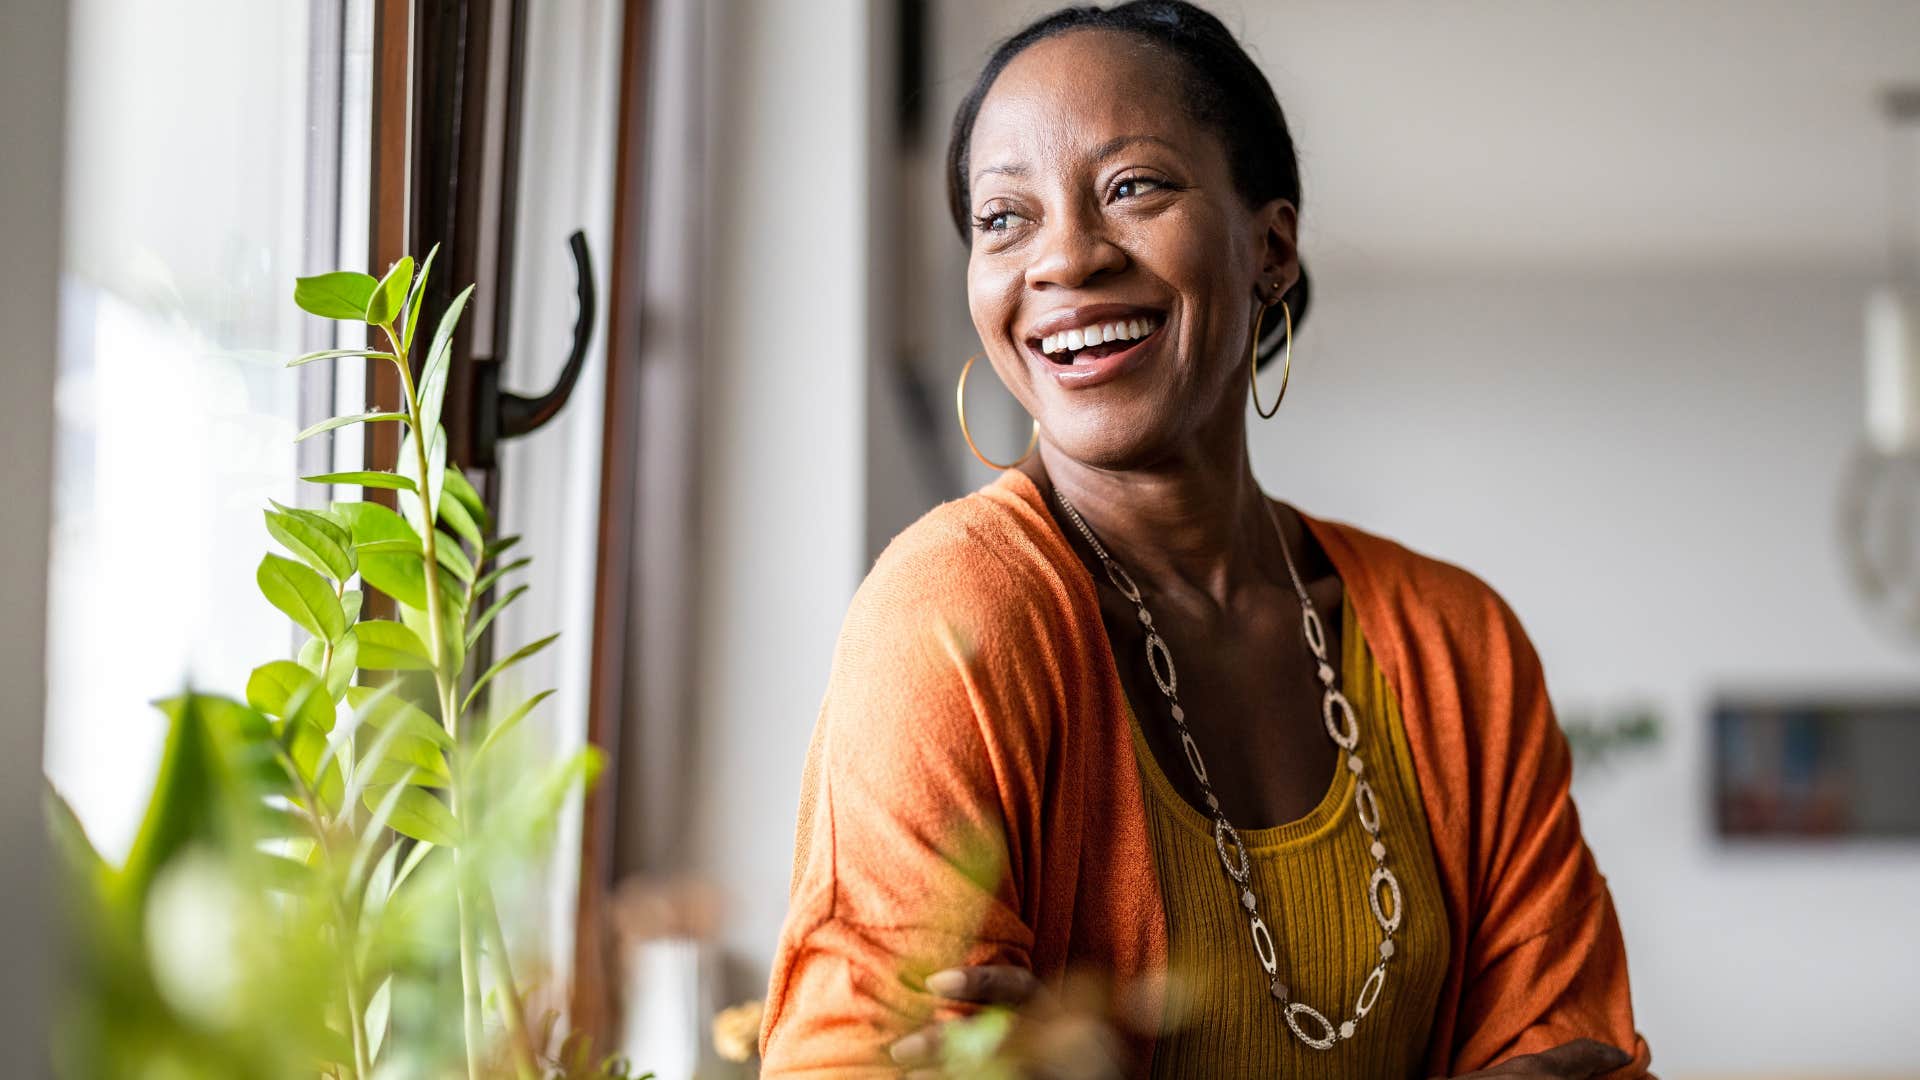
[945,0,1309,365]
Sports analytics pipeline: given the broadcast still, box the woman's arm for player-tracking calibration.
[1443,583,1653,1078]
[760,534,1053,1076]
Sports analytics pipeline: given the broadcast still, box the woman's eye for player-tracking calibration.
[974,209,1028,233]
[1114,176,1164,200]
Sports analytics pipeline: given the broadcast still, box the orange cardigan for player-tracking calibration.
[761,470,1652,1078]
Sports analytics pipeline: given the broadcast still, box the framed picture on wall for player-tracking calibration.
[1713,694,1920,840]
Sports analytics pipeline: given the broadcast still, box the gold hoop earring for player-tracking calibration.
[956,353,1038,470]
[1249,299,1292,420]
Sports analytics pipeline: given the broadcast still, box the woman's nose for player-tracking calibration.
[1023,209,1125,290]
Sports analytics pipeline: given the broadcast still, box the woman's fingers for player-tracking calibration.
[925,964,1043,1005]
[1482,1038,1632,1079]
[889,1022,944,1066]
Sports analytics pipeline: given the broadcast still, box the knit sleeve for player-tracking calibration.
[758,518,1059,1077]
[1444,582,1654,1079]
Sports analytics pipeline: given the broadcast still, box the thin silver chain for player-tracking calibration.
[1053,488,1404,1050]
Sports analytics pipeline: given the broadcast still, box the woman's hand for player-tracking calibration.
[1445,1039,1633,1079]
[888,965,1126,1080]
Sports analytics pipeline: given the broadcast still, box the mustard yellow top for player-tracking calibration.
[1130,592,1450,1079]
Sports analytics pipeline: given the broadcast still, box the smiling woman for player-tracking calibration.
[761,3,1650,1078]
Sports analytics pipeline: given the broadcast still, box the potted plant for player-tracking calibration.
[49,250,643,1080]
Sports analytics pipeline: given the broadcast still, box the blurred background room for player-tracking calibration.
[4,1,1919,1077]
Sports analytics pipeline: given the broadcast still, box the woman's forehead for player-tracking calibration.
[969,30,1196,180]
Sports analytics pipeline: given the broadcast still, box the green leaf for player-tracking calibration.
[365,977,392,1063]
[402,244,439,353]
[363,553,427,611]
[294,410,407,442]
[437,491,483,549]
[355,619,434,670]
[258,553,347,643]
[472,556,530,599]
[434,529,474,583]
[303,470,417,492]
[339,708,407,821]
[392,839,436,893]
[475,688,556,764]
[337,502,430,610]
[484,534,521,559]
[424,427,447,524]
[340,588,363,625]
[296,635,324,674]
[463,632,559,713]
[361,842,400,920]
[364,785,459,847]
[324,629,357,701]
[359,734,450,788]
[465,583,526,649]
[395,426,448,535]
[287,347,398,368]
[443,464,486,525]
[294,270,379,321]
[246,660,334,734]
[289,715,345,812]
[365,255,413,325]
[336,500,419,544]
[265,507,354,581]
[347,685,453,750]
[417,284,474,439]
[273,499,353,552]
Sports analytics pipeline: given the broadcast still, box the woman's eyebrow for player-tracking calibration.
[970,134,1177,189]
[1088,133,1178,160]
[972,161,1030,186]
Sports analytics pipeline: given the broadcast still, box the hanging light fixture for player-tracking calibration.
[1842,88,1920,637]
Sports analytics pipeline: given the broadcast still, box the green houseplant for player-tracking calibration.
[50,250,641,1080]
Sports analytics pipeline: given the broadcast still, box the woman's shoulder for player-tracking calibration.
[852,471,1082,631]
[1300,509,1530,647]
[823,473,1092,742]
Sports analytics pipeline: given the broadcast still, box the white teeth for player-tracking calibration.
[1038,314,1161,355]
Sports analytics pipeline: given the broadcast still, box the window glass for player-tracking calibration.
[46,0,369,861]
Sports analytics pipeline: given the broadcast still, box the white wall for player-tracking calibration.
[1251,269,1920,1075]
[690,0,872,995]
[1,2,61,1074]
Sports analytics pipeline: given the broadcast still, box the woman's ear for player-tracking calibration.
[1256,198,1300,298]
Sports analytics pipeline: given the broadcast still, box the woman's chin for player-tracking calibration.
[1042,407,1180,473]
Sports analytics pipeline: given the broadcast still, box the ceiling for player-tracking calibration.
[962,1,1920,275]
[1240,0,1920,274]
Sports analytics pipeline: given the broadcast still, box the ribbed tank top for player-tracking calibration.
[1128,592,1450,1078]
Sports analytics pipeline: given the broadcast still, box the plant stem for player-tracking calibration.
[455,852,487,1080]
[338,895,373,1080]
[478,883,542,1078]
[281,755,370,1080]
[384,322,486,1080]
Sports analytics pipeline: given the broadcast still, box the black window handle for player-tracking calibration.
[473,230,595,468]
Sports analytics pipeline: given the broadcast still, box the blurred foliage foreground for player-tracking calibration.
[48,251,645,1080]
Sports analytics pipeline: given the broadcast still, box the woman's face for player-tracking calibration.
[965,29,1298,472]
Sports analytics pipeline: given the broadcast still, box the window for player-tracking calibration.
[46,0,371,860]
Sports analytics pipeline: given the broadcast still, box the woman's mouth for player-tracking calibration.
[1034,314,1162,364]
[1025,312,1164,388]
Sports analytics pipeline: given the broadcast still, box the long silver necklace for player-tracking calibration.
[1053,489,1403,1051]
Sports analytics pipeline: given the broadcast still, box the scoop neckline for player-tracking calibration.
[1118,599,1358,855]
[995,469,1359,854]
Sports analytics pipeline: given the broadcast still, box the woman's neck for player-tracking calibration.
[1028,432,1289,612]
